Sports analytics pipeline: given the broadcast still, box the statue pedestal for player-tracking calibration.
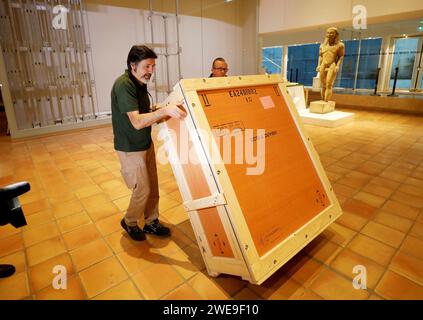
[310,100,335,114]
[299,109,354,128]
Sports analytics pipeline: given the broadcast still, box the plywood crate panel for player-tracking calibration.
[158,75,342,284]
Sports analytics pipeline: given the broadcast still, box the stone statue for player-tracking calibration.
[316,27,345,101]
[310,27,345,113]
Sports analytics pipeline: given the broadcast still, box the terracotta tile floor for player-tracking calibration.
[0,109,422,300]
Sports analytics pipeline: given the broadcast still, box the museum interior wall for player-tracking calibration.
[1,0,422,139]
[258,0,423,114]
[0,0,258,138]
[259,0,423,35]
[86,0,258,114]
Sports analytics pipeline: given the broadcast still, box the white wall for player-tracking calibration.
[87,5,146,114]
[259,0,423,34]
[261,19,423,47]
[241,0,259,75]
[86,1,257,113]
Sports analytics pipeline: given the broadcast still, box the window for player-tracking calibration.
[262,46,282,74]
[390,37,419,89]
[336,38,382,89]
[336,40,359,89]
[278,37,382,89]
[287,43,319,86]
[356,38,383,89]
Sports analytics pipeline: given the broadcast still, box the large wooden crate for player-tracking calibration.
[158,75,342,285]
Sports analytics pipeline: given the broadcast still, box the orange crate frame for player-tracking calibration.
[158,74,342,285]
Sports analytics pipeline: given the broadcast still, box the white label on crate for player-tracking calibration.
[259,96,275,109]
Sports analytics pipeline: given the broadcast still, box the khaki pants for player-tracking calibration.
[116,145,159,227]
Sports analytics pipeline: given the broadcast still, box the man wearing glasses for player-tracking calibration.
[209,57,229,77]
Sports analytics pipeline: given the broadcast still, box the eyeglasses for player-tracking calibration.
[213,67,229,72]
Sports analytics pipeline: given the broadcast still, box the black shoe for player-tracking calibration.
[143,219,171,237]
[120,219,146,241]
[0,264,16,278]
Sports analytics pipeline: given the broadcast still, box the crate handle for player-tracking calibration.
[183,193,226,212]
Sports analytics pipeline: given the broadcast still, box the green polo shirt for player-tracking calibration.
[111,70,152,152]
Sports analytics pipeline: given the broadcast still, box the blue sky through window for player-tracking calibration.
[285,39,382,89]
[262,47,283,74]
[390,37,419,89]
[287,43,319,86]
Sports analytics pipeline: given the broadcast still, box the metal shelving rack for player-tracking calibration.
[0,0,98,130]
[146,0,182,104]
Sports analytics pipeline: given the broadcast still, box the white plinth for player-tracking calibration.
[299,109,354,128]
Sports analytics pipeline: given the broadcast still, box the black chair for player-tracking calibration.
[0,181,30,278]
